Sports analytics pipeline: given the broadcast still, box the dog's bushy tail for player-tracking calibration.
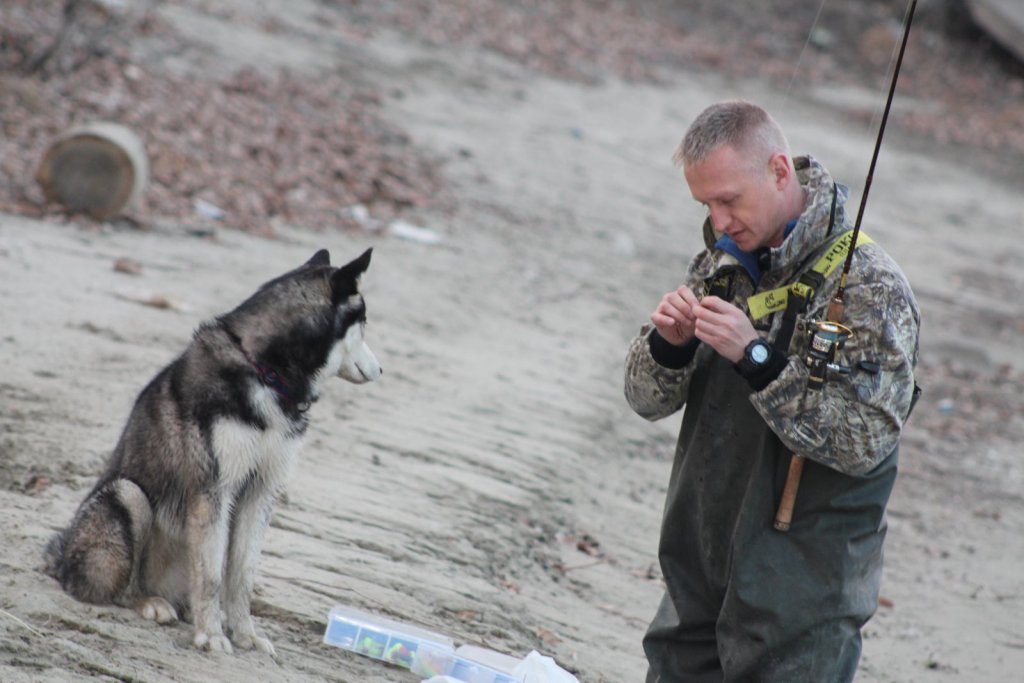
[43,529,67,579]
[42,479,153,605]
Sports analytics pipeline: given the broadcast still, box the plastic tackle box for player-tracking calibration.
[411,643,524,682]
[323,605,455,671]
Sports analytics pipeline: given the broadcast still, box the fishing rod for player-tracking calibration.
[774,0,918,532]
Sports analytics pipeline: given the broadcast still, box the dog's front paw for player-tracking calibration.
[233,632,276,658]
[193,630,233,654]
[135,597,178,624]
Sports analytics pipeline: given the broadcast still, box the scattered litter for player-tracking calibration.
[388,219,443,245]
[533,627,563,647]
[512,651,580,683]
[343,203,374,226]
[808,27,834,49]
[193,198,225,221]
[186,227,217,239]
[342,203,388,232]
[573,533,601,557]
[136,295,175,310]
[631,563,659,581]
[112,257,143,275]
[114,291,188,312]
[22,474,51,495]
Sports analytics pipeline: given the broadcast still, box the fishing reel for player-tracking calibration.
[804,320,854,390]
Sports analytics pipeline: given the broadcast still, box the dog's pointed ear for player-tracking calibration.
[307,249,331,267]
[331,248,372,302]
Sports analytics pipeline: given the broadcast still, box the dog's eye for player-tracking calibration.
[335,303,366,339]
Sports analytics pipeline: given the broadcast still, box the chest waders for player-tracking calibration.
[644,220,899,683]
[643,350,899,683]
[646,4,922,679]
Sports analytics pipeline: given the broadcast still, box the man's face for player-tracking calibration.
[684,144,787,252]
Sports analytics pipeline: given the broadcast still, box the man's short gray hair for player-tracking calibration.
[673,100,790,172]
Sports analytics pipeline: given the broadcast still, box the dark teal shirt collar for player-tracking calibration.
[713,219,798,287]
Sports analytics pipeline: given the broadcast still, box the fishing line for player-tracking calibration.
[774,0,918,532]
[784,0,830,99]
[867,2,917,140]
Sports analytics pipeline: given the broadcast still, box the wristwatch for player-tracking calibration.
[736,338,771,376]
[746,338,771,365]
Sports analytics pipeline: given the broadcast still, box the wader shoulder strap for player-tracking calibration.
[747,230,874,323]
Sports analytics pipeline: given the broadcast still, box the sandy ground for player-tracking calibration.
[3,1,1024,682]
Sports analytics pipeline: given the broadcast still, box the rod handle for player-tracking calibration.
[774,454,805,531]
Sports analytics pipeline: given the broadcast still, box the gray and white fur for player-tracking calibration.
[45,248,381,656]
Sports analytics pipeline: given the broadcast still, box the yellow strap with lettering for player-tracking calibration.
[746,231,873,321]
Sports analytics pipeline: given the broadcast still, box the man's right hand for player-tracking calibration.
[650,285,701,345]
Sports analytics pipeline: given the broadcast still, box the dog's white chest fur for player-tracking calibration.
[210,397,302,491]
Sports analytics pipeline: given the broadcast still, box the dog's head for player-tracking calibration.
[321,248,382,385]
[223,248,382,407]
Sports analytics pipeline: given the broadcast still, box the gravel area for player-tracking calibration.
[2,0,1021,227]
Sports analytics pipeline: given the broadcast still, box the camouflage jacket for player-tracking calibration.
[624,156,920,475]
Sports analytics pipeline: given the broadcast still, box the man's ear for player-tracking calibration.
[769,152,792,189]
[331,248,372,303]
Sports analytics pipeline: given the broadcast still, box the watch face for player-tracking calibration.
[750,342,770,364]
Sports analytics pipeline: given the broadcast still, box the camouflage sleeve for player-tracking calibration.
[623,324,695,420]
[623,250,719,421]
[749,247,921,475]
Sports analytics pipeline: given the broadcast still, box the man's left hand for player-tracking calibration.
[693,296,758,363]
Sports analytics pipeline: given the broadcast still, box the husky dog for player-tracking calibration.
[45,248,381,656]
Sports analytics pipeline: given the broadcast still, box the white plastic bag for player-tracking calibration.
[511,650,580,683]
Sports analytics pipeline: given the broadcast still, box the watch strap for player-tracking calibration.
[734,341,788,391]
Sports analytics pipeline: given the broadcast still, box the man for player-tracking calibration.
[624,100,920,682]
